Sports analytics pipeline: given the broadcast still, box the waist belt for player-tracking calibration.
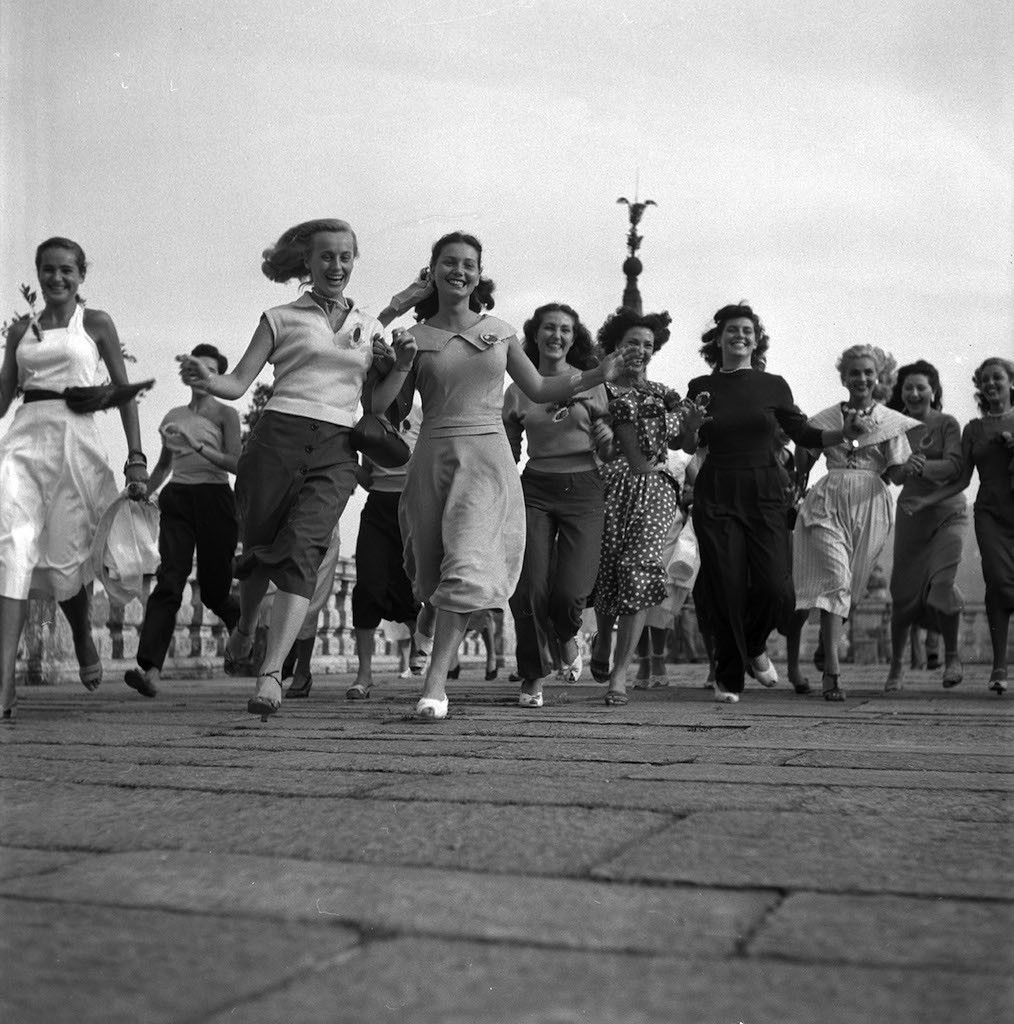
[22,389,66,403]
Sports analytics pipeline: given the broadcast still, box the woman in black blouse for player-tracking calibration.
[685,305,865,702]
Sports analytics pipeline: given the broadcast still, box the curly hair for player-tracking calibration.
[888,359,942,412]
[190,343,228,375]
[836,344,897,403]
[698,304,769,369]
[35,236,88,276]
[261,219,358,284]
[413,231,496,322]
[972,356,1014,413]
[596,307,671,355]
[521,303,597,371]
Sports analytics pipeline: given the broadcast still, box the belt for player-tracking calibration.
[22,389,66,403]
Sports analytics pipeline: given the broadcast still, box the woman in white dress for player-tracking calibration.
[0,237,149,719]
[793,345,917,701]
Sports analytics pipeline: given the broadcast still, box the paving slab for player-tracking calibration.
[594,810,1012,898]
[198,936,1010,1024]
[0,779,669,875]
[0,850,777,955]
[0,896,357,1024]
[0,847,85,881]
[750,891,1014,973]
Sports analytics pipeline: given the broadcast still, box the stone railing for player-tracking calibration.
[14,558,1011,684]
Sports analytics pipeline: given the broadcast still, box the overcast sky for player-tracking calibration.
[2,0,1011,551]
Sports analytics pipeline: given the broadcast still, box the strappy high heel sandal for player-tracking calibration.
[225,626,254,677]
[822,673,846,702]
[247,671,283,720]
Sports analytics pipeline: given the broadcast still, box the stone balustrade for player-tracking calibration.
[14,557,1012,685]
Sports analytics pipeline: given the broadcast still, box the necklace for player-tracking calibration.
[985,408,1012,418]
[310,289,349,314]
[719,366,748,374]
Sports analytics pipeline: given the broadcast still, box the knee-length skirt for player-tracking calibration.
[400,429,524,613]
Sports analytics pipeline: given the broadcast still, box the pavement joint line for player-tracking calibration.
[734,887,789,957]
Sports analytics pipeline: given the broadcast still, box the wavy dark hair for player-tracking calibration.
[597,307,671,355]
[190,343,228,375]
[521,303,597,371]
[888,359,942,412]
[972,356,1014,413]
[261,219,358,284]
[413,231,496,322]
[698,303,769,369]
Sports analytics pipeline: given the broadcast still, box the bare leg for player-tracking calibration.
[591,610,614,681]
[420,608,469,703]
[227,568,272,662]
[0,596,29,716]
[649,626,668,682]
[633,628,651,688]
[58,586,100,676]
[353,628,375,690]
[607,610,647,696]
[940,611,964,687]
[786,609,811,693]
[250,590,311,707]
[886,616,908,691]
[821,610,846,700]
[985,595,1011,692]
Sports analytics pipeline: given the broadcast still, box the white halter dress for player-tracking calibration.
[0,304,118,600]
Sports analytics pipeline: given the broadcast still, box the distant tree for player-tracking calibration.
[241,382,273,445]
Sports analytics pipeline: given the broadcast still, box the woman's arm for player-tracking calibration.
[178,318,274,400]
[145,444,175,493]
[192,405,241,474]
[370,328,418,413]
[506,339,630,402]
[614,419,651,473]
[502,388,524,463]
[898,426,975,516]
[376,271,434,327]
[89,309,148,494]
[0,320,26,419]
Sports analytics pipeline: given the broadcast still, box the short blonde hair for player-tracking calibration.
[836,344,897,403]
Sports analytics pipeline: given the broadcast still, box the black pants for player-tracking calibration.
[352,490,419,629]
[509,468,605,681]
[137,483,240,671]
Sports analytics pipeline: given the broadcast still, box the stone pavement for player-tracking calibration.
[0,661,1011,1024]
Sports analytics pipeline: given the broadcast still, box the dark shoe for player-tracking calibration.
[941,657,963,689]
[822,673,846,702]
[484,667,499,681]
[285,672,314,699]
[447,665,461,680]
[926,654,942,671]
[124,668,158,698]
[345,682,371,701]
[791,677,812,695]
[225,627,254,677]
[603,689,628,706]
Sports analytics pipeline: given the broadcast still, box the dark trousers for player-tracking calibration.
[692,465,793,693]
[509,469,604,681]
[352,490,419,629]
[137,483,240,671]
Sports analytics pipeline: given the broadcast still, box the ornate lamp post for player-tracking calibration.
[616,195,656,314]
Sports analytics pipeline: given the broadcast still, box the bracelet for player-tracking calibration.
[127,449,147,464]
[123,459,147,474]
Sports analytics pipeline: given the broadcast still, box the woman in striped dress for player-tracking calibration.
[793,345,917,701]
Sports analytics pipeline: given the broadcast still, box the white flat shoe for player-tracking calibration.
[415,696,448,720]
[750,654,778,687]
[713,685,740,704]
[562,651,583,683]
[518,691,544,708]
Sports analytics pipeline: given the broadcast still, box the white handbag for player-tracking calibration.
[91,492,160,603]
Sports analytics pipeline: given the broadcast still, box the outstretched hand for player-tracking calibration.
[678,400,710,436]
[390,268,434,316]
[391,327,417,370]
[176,354,214,393]
[601,347,638,381]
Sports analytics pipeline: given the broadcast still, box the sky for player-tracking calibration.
[1,0,1011,563]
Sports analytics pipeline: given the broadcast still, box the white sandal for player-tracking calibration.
[414,696,448,720]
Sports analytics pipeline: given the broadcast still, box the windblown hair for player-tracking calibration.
[190,343,228,375]
[261,219,358,284]
[972,356,1014,413]
[521,303,597,371]
[836,344,897,403]
[413,231,496,321]
[597,306,671,355]
[698,303,769,369]
[35,236,88,276]
[888,359,942,412]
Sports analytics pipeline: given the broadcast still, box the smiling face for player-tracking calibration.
[718,317,757,368]
[901,372,934,416]
[978,361,1013,408]
[37,246,85,306]
[842,355,878,405]
[432,241,481,301]
[535,310,575,365]
[305,230,356,300]
[617,326,655,377]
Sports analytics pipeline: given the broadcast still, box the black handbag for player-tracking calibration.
[351,412,411,468]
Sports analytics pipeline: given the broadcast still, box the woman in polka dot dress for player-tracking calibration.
[590,308,705,705]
